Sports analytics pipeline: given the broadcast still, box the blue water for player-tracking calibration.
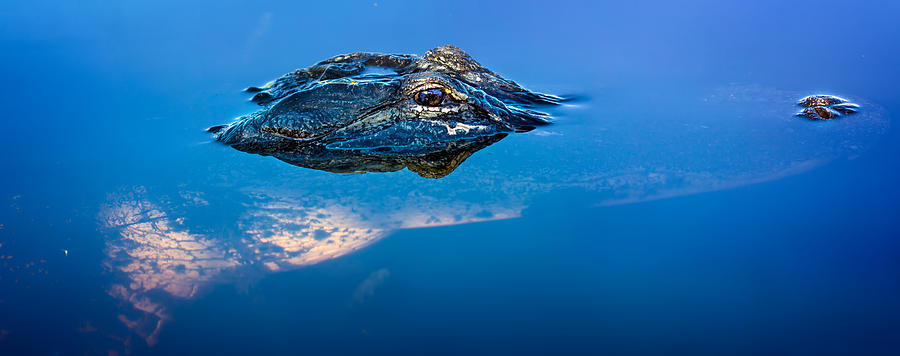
[2,1,900,355]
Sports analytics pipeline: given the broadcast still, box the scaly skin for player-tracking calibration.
[210,46,561,177]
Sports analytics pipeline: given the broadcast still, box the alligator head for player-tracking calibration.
[209,46,561,176]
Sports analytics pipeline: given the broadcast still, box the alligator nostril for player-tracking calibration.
[251,92,274,105]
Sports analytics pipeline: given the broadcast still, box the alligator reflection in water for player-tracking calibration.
[236,133,507,178]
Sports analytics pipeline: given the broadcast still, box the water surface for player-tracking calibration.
[2,1,900,355]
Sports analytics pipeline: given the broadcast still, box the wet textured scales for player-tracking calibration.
[210,46,562,178]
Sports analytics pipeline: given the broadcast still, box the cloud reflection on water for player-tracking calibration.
[99,186,521,345]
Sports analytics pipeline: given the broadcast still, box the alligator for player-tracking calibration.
[209,45,562,177]
[207,46,865,177]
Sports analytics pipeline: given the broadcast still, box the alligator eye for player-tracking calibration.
[414,88,445,107]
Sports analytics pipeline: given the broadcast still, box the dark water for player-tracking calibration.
[2,1,900,355]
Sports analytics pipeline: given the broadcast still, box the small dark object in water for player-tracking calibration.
[797,95,859,120]
[209,45,562,177]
